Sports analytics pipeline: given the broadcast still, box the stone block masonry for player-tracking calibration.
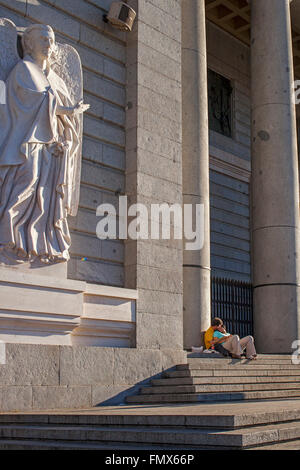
[125,0,183,350]
[0,1,185,358]
[0,0,127,287]
[0,343,186,411]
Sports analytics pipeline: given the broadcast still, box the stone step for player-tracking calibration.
[177,363,300,370]
[127,355,300,406]
[126,388,300,404]
[0,439,189,450]
[152,375,300,386]
[164,368,300,378]
[1,407,300,429]
[2,406,300,450]
[141,381,300,395]
[183,358,297,366]
[187,354,296,361]
[4,437,300,450]
[250,439,300,450]
[0,421,300,449]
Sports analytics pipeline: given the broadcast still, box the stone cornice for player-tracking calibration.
[209,145,251,183]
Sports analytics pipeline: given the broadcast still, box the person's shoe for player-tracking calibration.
[191,346,203,353]
[247,355,257,360]
[232,354,242,359]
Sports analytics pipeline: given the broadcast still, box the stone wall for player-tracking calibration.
[210,169,251,281]
[0,0,126,287]
[207,21,251,282]
[125,0,183,349]
[0,343,186,410]
[0,1,185,402]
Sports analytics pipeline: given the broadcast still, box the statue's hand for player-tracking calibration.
[56,100,90,116]
[72,99,90,115]
[49,141,68,157]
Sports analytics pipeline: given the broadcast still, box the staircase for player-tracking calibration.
[1,403,300,449]
[1,354,300,450]
[126,354,300,404]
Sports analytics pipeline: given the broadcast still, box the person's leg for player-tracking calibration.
[222,335,243,357]
[240,336,257,359]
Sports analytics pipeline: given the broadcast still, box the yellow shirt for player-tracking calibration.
[204,326,214,349]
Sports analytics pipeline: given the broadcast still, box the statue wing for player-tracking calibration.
[52,43,83,217]
[0,19,19,154]
[0,18,19,81]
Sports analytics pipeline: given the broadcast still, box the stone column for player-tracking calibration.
[251,0,300,352]
[182,0,211,349]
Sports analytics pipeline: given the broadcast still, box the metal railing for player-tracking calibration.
[211,277,253,338]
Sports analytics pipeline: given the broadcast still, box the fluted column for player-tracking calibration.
[251,0,300,352]
[182,0,211,348]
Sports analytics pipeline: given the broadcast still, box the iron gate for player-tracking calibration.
[211,277,253,337]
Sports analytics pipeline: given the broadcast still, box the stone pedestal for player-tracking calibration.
[0,257,67,278]
[0,266,137,347]
[182,0,211,348]
[251,0,300,352]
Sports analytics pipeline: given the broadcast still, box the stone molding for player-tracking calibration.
[209,145,251,183]
[0,267,137,348]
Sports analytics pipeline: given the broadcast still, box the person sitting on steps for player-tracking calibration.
[211,320,257,360]
[204,317,232,357]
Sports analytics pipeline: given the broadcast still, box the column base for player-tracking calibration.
[183,265,211,349]
[253,284,300,353]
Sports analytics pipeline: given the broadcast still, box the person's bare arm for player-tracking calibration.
[212,334,232,345]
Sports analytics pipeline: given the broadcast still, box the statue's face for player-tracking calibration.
[28,28,55,62]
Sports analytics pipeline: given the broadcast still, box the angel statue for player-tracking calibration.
[0,19,89,266]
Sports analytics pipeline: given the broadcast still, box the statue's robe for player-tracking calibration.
[0,55,80,263]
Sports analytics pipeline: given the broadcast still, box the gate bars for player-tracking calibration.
[211,277,253,338]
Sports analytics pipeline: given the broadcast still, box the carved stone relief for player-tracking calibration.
[0,20,89,267]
